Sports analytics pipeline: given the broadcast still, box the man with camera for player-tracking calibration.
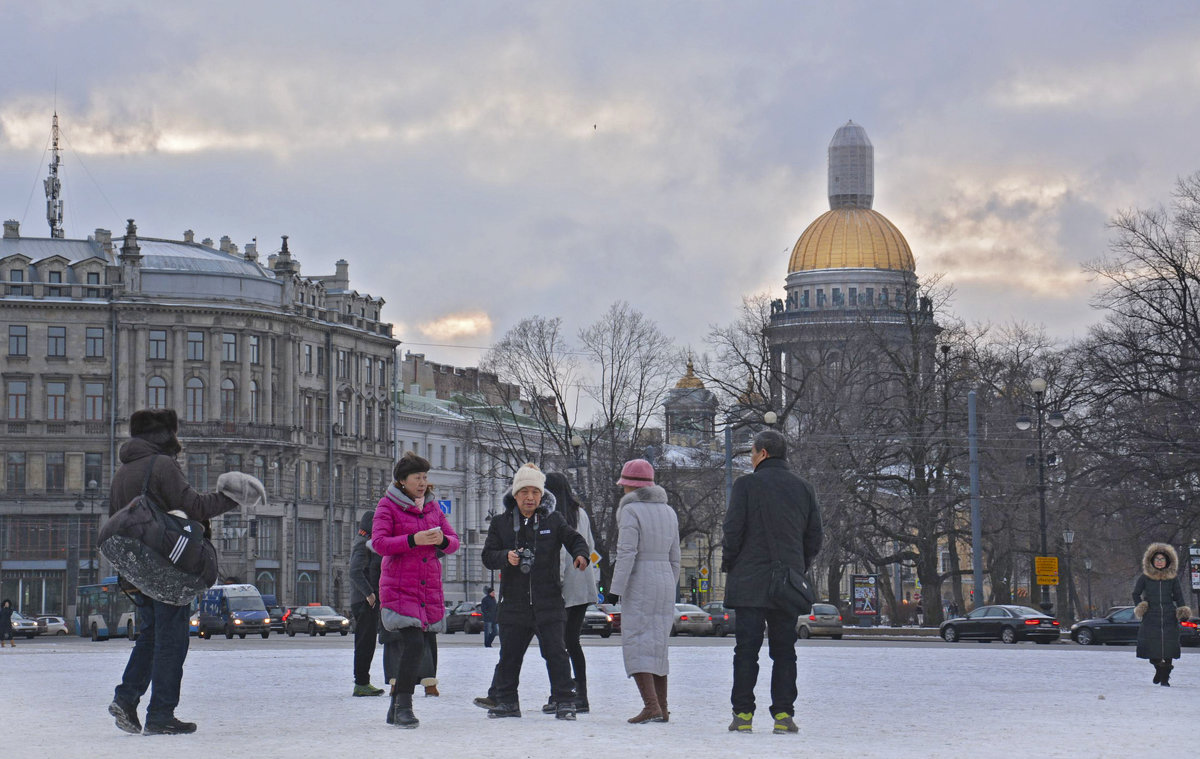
[474,464,590,720]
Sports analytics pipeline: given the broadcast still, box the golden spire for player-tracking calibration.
[675,358,705,389]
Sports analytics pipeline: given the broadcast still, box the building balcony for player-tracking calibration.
[178,421,293,442]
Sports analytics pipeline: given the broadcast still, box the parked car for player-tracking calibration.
[36,615,69,635]
[582,604,613,637]
[1071,606,1200,647]
[797,603,844,639]
[598,603,622,633]
[702,601,735,637]
[671,603,714,636]
[445,602,484,634]
[9,611,39,638]
[940,605,1061,644]
[1184,617,1200,647]
[285,605,351,636]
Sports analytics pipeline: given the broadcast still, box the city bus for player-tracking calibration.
[77,577,140,641]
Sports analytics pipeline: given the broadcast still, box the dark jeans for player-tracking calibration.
[113,597,191,722]
[483,620,499,647]
[731,606,798,717]
[351,602,379,686]
[562,604,588,699]
[488,617,574,704]
[383,627,437,694]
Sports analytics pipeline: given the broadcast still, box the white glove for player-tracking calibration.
[217,471,268,508]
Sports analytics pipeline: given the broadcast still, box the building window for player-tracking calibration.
[849,286,858,305]
[295,571,318,606]
[454,446,460,469]
[85,453,103,488]
[249,380,260,423]
[337,400,347,431]
[334,464,343,502]
[364,401,374,440]
[8,268,27,295]
[378,406,387,442]
[46,382,67,420]
[253,455,266,482]
[297,520,320,561]
[365,357,373,385]
[832,287,843,306]
[84,383,105,421]
[816,288,825,306]
[224,453,242,473]
[6,380,28,420]
[354,400,362,437]
[185,377,204,421]
[865,287,874,306]
[8,325,28,356]
[316,347,325,376]
[255,570,277,597]
[801,289,810,308]
[148,330,167,360]
[881,288,889,306]
[220,379,237,421]
[222,332,237,362]
[85,271,101,298]
[85,327,105,358]
[147,376,167,409]
[187,331,205,360]
[304,344,313,374]
[256,517,280,560]
[249,335,260,365]
[6,452,26,493]
[45,452,65,493]
[188,454,209,490]
[337,350,348,379]
[46,270,63,297]
[439,445,447,469]
[47,326,66,357]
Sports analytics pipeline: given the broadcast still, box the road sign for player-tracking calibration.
[437,499,452,515]
[699,566,709,578]
[1035,556,1059,586]
[699,579,709,591]
[590,550,603,565]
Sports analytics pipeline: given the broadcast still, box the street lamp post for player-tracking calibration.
[74,479,103,584]
[1015,377,1064,614]
[570,434,587,498]
[1083,558,1094,618]
[1062,529,1075,621]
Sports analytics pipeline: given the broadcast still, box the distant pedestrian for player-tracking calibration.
[481,587,498,647]
[541,472,599,714]
[722,430,822,735]
[1,599,13,647]
[373,452,460,728]
[349,510,385,697]
[1133,542,1192,687]
[609,459,680,724]
[473,464,590,720]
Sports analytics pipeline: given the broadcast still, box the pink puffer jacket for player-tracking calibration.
[373,487,459,628]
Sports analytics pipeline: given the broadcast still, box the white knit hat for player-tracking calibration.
[511,463,546,495]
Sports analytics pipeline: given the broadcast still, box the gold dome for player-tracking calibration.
[675,359,705,389]
[788,208,914,273]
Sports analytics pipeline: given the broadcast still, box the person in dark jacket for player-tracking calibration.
[722,429,822,735]
[349,509,384,697]
[473,464,590,720]
[0,599,13,647]
[107,409,263,736]
[481,587,498,647]
[1133,542,1193,687]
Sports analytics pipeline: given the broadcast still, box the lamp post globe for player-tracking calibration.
[763,411,778,426]
[1030,377,1048,394]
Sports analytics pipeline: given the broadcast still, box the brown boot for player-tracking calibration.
[628,673,662,724]
[652,675,668,722]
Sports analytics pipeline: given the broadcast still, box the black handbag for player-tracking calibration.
[99,456,219,606]
[761,506,816,616]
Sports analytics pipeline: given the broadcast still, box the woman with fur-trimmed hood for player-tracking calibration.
[1132,542,1193,686]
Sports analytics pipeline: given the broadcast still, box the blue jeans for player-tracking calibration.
[483,621,499,647]
[113,597,191,722]
[731,606,798,717]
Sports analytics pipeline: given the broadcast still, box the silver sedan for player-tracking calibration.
[671,603,714,636]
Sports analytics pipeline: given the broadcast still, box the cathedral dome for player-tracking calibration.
[787,207,914,273]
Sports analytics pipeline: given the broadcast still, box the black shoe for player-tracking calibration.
[541,698,557,714]
[473,696,498,710]
[487,702,521,718]
[390,693,419,728]
[556,702,577,721]
[143,716,197,735]
[1153,662,1164,684]
[108,700,141,735]
[575,699,590,714]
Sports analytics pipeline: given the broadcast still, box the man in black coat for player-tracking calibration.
[480,586,498,647]
[722,429,822,735]
[473,464,590,719]
[349,509,384,696]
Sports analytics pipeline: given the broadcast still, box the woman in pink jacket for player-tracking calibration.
[373,452,459,728]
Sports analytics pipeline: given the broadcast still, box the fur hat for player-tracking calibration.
[1142,542,1180,580]
[616,458,655,488]
[130,408,178,437]
[511,463,546,495]
[393,451,431,482]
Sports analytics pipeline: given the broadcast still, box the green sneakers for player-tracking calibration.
[773,713,799,734]
[728,712,754,732]
[353,683,385,697]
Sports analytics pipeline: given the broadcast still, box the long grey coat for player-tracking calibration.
[609,485,680,677]
[1133,543,1193,661]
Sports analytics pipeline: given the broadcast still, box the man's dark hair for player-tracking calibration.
[753,429,787,460]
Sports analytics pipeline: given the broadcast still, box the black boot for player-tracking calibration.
[1161,661,1173,687]
[541,697,557,714]
[1152,660,1164,684]
[576,677,589,714]
[390,691,419,728]
[143,716,197,735]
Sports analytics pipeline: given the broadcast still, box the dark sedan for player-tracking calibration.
[702,601,736,637]
[582,605,614,637]
[598,603,621,633]
[445,601,484,634]
[940,605,1061,644]
[1072,606,1200,647]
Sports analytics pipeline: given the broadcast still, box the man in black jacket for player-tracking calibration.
[480,586,498,647]
[473,464,590,720]
[722,430,822,735]
[349,509,384,697]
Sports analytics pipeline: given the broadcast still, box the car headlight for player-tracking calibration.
[342,619,349,625]
[316,620,325,625]
[234,619,243,625]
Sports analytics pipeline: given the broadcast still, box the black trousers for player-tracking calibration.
[488,617,574,704]
[731,606,798,717]
[561,604,588,699]
[384,627,436,695]
[351,602,379,686]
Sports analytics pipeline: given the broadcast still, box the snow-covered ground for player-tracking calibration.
[4,636,1195,758]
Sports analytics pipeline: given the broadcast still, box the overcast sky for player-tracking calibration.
[3,1,1200,370]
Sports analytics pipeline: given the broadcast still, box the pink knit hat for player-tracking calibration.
[616,459,655,487]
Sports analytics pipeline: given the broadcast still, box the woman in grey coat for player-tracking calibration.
[609,459,680,724]
[1133,542,1192,686]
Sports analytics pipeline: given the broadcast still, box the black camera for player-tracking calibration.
[515,547,535,574]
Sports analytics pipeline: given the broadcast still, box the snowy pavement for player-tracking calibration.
[3,636,1195,758]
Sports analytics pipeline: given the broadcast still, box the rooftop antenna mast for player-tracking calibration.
[45,112,64,238]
